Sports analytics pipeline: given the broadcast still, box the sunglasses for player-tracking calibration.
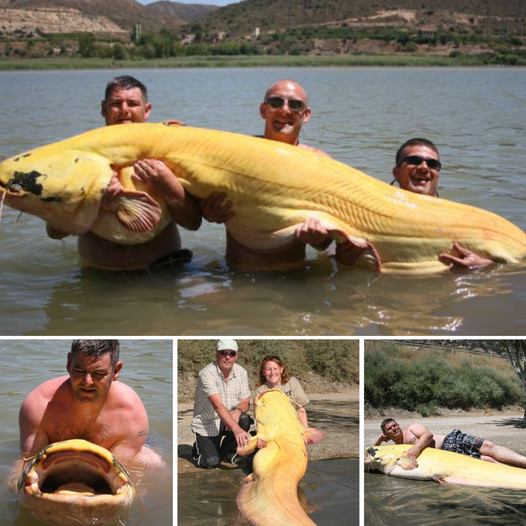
[265,96,306,112]
[218,350,237,357]
[401,155,442,171]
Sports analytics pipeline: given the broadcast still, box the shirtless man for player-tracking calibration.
[48,75,201,270]
[19,339,163,468]
[201,79,334,271]
[375,418,526,468]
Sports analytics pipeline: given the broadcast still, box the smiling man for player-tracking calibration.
[392,138,441,197]
[375,418,526,468]
[47,75,201,271]
[19,340,163,468]
[200,79,333,270]
[191,339,252,468]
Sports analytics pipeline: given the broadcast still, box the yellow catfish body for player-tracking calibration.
[365,444,526,489]
[236,389,324,526]
[1,123,525,273]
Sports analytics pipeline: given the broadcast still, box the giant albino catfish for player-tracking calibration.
[365,444,526,489]
[236,389,324,525]
[1,123,526,274]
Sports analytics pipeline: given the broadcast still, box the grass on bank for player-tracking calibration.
[365,341,523,417]
[177,339,359,402]
[0,53,516,70]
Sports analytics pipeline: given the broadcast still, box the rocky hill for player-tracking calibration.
[0,0,524,61]
[198,0,525,36]
[147,1,218,23]
[0,0,186,35]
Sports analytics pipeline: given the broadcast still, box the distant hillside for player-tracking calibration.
[147,1,219,23]
[198,0,525,36]
[0,0,524,62]
[0,0,185,32]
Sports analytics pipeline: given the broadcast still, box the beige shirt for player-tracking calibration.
[254,376,309,410]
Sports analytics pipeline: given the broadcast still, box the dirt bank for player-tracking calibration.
[178,389,359,474]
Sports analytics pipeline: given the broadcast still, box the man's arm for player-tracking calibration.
[373,433,389,446]
[19,391,50,457]
[132,159,202,231]
[108,385,152,464]
[207,394,251,447]
[405,423,434,458]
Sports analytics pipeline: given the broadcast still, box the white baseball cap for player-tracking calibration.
[217,339,238,352]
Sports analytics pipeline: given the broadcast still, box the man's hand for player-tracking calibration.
[132,159,184,198]
[294,217,332,250]
[200,192,235,224]
[439,242,495,269]
[234,427,252,449]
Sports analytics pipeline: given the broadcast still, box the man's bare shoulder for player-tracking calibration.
[109,380,144,408]
[22,376,69,405]
[297,143,331,158]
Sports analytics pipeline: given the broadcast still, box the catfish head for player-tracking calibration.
[0,145,114,235]
[365,446,418,475]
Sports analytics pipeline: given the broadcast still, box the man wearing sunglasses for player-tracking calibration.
[299,138,494,269]
[191,339,253,468]
[392,138,493,268]
[201,79,334,270]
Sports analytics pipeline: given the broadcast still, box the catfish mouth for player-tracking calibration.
[19,441,134,508]
[35,451,116,495]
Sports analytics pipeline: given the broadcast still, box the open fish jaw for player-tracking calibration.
[18,439,135,526]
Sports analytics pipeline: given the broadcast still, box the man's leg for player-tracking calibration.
[220,413,253,464]
[480,440,526,468]
[193,433,222,469]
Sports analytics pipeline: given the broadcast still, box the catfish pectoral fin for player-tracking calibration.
[115,191,162,232]
[303,428,324,445]
[237,436,259,456]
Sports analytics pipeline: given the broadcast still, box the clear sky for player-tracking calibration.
[138,0,242,5]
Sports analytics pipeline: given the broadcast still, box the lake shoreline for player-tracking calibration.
[1,54,523,71]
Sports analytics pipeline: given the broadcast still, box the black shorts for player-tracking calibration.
[442,429,484,458]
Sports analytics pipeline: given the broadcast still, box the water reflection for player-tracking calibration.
[365,473,526,525]
[178,458,359,526]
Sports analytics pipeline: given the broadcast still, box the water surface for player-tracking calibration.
[1,67,526,335]
[178,458,359,525]
[365,472,526,525]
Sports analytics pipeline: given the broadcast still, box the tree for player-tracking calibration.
[481,340,526,421]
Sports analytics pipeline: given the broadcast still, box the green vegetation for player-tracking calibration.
[365,342,523,416]
[0,52,519,71]
[177,339,358,401]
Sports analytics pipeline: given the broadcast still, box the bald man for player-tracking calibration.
[201,79,333,271]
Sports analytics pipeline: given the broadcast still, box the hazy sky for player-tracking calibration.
[138,0,242,5]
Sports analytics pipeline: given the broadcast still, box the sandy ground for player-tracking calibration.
[178,389,359,474]
[365,408,526,455]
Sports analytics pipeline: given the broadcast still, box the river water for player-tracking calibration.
[0,67,525,335]
[365,472,526,525]
[178,458,359,525]
[0,339,173,526]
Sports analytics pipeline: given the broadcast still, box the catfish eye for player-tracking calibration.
[7,182,23,193]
